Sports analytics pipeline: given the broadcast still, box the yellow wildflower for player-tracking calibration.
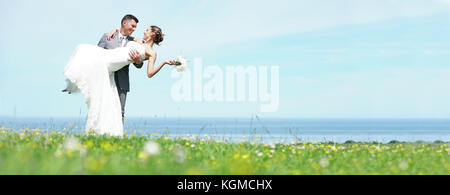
[138,151,148,160]
[85,140,94,148]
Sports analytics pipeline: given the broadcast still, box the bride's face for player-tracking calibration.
[143,27,155,40]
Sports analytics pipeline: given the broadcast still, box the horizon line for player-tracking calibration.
[1,115,450,120]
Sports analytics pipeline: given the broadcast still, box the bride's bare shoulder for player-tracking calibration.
[133,37,145,44]
[145,46,156,59]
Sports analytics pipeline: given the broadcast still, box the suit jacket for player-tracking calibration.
[97,31,143,92]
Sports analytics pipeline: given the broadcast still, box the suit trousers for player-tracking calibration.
[117,87,127,123]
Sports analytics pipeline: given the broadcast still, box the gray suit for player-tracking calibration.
[97,31,143,121]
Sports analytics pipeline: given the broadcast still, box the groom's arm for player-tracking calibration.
[98,33,143,68]
[97,34,108,49]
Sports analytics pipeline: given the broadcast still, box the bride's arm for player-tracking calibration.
[147,53,177,78]
[106,29,118,41]
[105,29,143,43]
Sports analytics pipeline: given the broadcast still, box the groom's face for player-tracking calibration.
[122,19,137,36]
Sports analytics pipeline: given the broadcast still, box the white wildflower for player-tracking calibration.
[64,137,80,151]
[398,161,409,171]
[319,157,330,168]
[174,147,186,163]
[54,145,63,157]
[144,141,161,156]
[79,146,88,158]
[269,142,276,149]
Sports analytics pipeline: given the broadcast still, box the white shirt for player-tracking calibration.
[118,32,127,47]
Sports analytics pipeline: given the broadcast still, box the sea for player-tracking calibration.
[0,117,449,143]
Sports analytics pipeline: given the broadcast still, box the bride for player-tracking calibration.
[63,25,177,136]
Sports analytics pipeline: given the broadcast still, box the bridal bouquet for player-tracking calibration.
[175,56,187,72]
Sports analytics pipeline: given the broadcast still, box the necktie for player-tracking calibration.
[120,36,126,47]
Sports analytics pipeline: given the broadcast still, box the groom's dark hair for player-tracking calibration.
[121,14,139,25]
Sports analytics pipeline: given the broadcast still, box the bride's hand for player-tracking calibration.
[106,29,118,41]
[164,60,177,65]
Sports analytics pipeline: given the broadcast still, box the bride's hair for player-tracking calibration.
[151,25,164,46]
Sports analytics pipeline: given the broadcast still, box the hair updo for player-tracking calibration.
[151,25,164,45]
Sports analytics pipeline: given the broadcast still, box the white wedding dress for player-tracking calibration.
[63,41,145,136]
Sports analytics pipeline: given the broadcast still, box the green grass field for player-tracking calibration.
[0,126,448,175]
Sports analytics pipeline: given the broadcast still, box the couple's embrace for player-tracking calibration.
[63,14,180,136]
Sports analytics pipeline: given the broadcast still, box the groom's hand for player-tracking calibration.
[61,89,71,94]
[129,50,142,64]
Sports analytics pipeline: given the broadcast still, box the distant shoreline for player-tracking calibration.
[1,127,448,145]
[2,117,449,143]
[2,116,450,120]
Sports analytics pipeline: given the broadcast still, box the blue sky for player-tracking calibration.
[1,0,450,118]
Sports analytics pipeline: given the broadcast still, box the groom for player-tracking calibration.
[98,14,143,122]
